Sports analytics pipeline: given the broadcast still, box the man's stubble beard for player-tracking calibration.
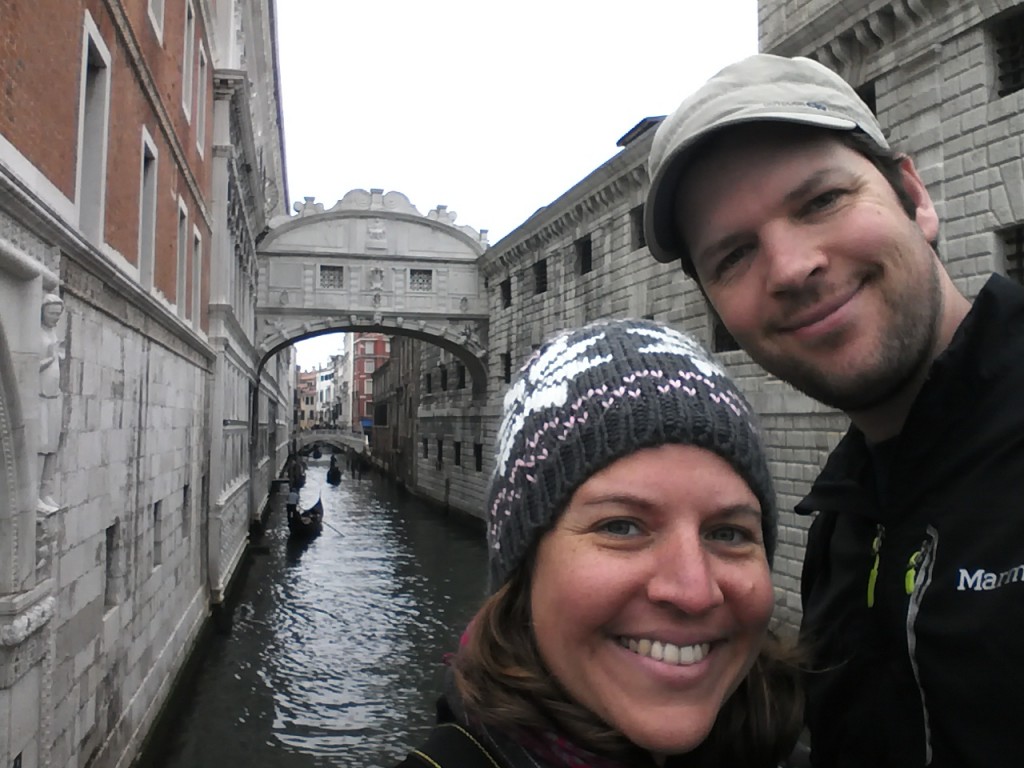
[759,256,943,414]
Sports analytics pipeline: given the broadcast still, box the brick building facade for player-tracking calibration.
[0,2,290,767]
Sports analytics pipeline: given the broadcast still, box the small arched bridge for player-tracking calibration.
[294,430,365,454]
[255,189,491,396]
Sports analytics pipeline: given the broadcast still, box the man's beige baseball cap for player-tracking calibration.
[644,54,889,266]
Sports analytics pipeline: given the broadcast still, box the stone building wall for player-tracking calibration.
[0,2,291,767]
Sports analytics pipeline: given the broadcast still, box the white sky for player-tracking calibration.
[277,1,759,370]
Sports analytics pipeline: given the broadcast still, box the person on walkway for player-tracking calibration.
[399,319,802,768]
[643,53,1024,767]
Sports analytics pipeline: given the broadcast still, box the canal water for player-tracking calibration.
[148,457,488,768]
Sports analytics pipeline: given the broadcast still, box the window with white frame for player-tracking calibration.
[76,14,111,246]
[364,379,373,395]
[147,0,164,42]
[192,228,203,325]
[182,1,196,119]
[409,268,433,292]
[195,48,207,155]
[176,200,189,317]
[365,360,375,374]
[363,340,374,354]
[139,129,158,290]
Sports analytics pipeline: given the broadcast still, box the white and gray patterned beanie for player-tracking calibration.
[486,318,776,591]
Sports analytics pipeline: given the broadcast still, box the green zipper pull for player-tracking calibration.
[867,525,884,607]
[905,550,921,595]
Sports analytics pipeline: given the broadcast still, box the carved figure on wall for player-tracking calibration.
[368,267,384,290]
[38,293,65,513]
[366,219,387,249]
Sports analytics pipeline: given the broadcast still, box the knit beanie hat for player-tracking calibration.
[486,318,776,591]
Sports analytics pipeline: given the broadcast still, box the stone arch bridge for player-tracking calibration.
[255,189,491,396]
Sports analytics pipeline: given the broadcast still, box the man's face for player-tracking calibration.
[674,125,942,412]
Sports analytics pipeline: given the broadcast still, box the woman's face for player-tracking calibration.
[530,444,773,757]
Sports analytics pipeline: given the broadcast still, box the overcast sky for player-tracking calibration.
[276,1,759,369]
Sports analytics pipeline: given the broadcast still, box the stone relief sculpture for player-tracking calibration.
[38,293,64,513]
[366,219,387,249]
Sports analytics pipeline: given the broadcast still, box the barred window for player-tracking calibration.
[500,278,512,308]
[320,265,344,289]
[534,259,548,295]
[410,269,433,292]
[994,11,1024,97]
[855,80,877,115]
[630,205,646,251]
[710,306,740,353]
[575,235,593,275]
[474,443,483,472]
[1000,225,1024,285]
[454,441,462,466]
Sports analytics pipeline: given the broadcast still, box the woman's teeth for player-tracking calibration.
[619,637,711,665]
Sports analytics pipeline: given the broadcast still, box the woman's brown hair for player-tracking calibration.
[453,560,804,767]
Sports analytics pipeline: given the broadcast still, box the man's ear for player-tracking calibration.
[897,155,939,243]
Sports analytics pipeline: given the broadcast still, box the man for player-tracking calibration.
[643,54,1024,767]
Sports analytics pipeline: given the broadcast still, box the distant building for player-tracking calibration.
[351,332,390,434]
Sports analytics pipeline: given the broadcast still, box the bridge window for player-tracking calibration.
[474,443,483,472]
[410,268,433,292]
[1001,224,1024,285]
[500,278,512,308]
[630,205,647,250]
[320,265,344,289]
[575,235,593,275]
[534,259,548,294]
[454,441,462,466]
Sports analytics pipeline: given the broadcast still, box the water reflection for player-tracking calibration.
[150,457,488,767]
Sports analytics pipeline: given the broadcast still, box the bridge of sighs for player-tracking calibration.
[254,189,491,395]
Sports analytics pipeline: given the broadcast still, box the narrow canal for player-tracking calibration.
[146,457,488,767]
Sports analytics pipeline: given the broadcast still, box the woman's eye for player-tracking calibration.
[707,526,753,544]
[599,519,641,537]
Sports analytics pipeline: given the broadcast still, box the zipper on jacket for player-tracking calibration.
[906,526,938,765]
[866,524,885,607]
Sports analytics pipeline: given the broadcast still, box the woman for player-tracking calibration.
[400,319,802,768]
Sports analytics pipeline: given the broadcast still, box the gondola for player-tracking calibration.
[311,445,322,459]
[326,464,342,485]
[288,497,323,539]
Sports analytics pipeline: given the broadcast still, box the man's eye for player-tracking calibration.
[714,245,754,278]
[805,189,843,213]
